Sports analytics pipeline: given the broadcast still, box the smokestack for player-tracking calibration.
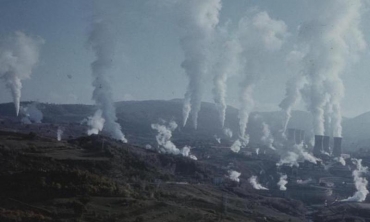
[332,137,342,157]
[313,135,324,156]
[294,129,302,144]
[323,136,330,153]
[287,128,295,142]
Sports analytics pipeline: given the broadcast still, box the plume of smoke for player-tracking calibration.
[342,159,369,202]
[151,121,180,155]
[335,156,346,166]
[0,32,43,116]
[237,11,288,140]
[212,37,242,127]
[279,75,307,133]
[214,135,221,144]
[88,15,127,142]
[277,143,319,167]
[151,121,197,160]
[278,174,288,191]
[297,178,312,185]
[57,127,63,141]
[299,0,366,136]
[181,146,198,160]
[145,144,152,150]
[87,109,105,136]
[256,148,260,155]
[20,103,43,123]
[228,170,241,183]
[230,139,242,153]
[248,175,268,190]
[261,122,275,150]
[176,0,221,129]
[223,128,233,138]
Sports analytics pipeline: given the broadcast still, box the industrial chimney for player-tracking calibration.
[322,136,330,154]
[332,137,342,157]
[313,135,324,157]
[300,130,305,144]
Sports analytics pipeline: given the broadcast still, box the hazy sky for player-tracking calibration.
[1,0,370,117]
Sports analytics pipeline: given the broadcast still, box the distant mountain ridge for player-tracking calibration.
[0,99,369,151]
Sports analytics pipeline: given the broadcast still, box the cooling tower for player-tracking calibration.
[322,136,330,154]
[332,137,342,157]
[313,135,324,157]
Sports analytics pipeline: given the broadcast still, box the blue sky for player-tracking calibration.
[1,0,370,117]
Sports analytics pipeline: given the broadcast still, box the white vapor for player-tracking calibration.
[223,128,233,138]
[212,35,241,127]
[0,32,43,116]
[237,11,288,141]
[261,122,275,150]
[299,0,366,136]
[20,103,43,124]
[176,0,221,129]
[248,175,268,190]
[277,143,319,167]
[279,74,307,133]
[57,127,63,141]
[278,174,288,191]
[342,159,369,202]
[87,109,105,136]
[228,170,241,183]
[151,121,197,160]
[88,15,127,142]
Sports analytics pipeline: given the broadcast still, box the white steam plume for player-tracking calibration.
[279,74,307,133]
[0,32,43,116]
[299,0,366,136]
[151,121,197,160]
[176,0,221,129]
[212,36,241,127]
[261,122,275,150]
[278,174,288,191]
[277,143,319,167]
[237,11,288,140]
[342,159,368,202]
[57,127,63,141]
[228,170,241,183]
[248,175,268,190]
[87,109,105,136]
[223,128,233,138]
[20,103,43,123]
[230,139,242,153]
[88,16,127,142]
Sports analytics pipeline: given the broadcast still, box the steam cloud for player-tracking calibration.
[236,11,288,142]
[248,175,268,190]
[298,0,366,136]
[20,103,43,124]
[342,159,369,202]
[261,122,275,150]
[228,170,241,183]
[87,109,105,136]
[279,75,307,134]
[0,32,43,116]
[176,0,221,129]
[277,143,319,167]
[88,16,127,142]
[151,121,197,160]
[212,36,241,127]
[278,174,288,191]
[57,127,63,141]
